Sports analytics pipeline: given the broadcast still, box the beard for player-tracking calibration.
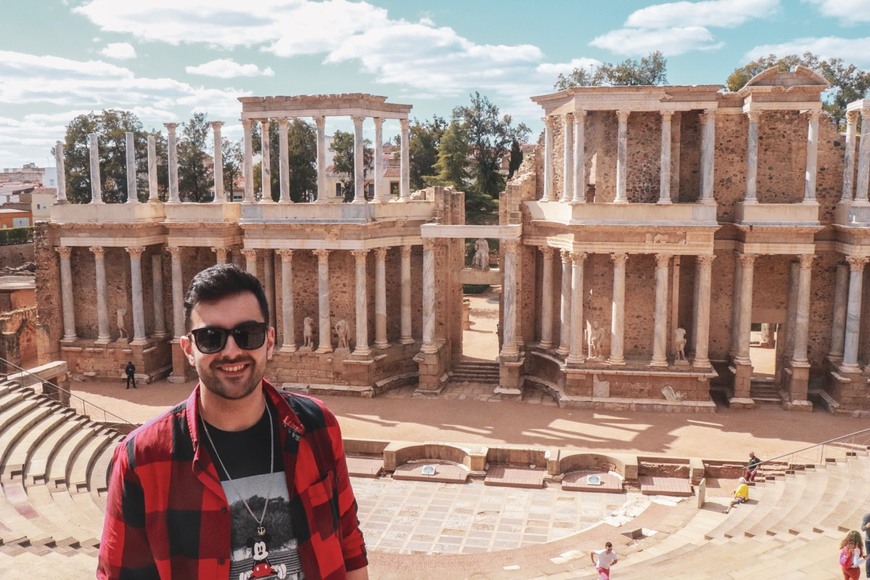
[198,355,266,401]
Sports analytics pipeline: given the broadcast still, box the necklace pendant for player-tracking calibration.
[257,526,266,537]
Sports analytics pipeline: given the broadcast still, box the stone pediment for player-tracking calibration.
[740,65,830,92]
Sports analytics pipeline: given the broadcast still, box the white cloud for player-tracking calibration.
[745,36,870,68]
[536,58,602,78]
[803,0,870,24]
[591,27,722,56]
[186,59,275,78]
[626,0,779,28]
[99,42,137,60]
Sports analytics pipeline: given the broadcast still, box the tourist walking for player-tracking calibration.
[590,541,618,579]
[839,530,866,579]
[98,264,368,579]
[124,361,136,389]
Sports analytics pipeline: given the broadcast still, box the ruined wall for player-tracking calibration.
[713,114,747,222]
[0,243,34,269]
[756,111,807,204]
[626,112,662,203]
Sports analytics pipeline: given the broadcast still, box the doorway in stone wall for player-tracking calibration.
[461,284,500,362]
[749,321,780,402]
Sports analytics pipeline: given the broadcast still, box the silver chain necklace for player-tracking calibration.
[200,402,275,537]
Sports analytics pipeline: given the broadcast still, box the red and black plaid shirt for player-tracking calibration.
[97,381,367,579]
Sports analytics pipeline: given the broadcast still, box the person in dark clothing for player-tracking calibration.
[744,451,761,481]
[124,361,136,389]
[862,512,870,577]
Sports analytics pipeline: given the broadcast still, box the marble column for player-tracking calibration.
[615,110,629,203]
[830,263,849,359]
[744,110,761,203]
[277,250,296,352]
[125,131,137,204]
[561,113,574,203]
[609,253,628,365]
[211,121,224,203]
[729,256,744,356]
[501,239,519,358]
[91,246,110,343]
[400,245,414,344]
[572,111,586,204]
[566,251,586,365]
[735,253,757,363]
[693,255,715,368]
[263,251,275,327]
[151,254,167,339]
[651,253,671,366]
[557,249,572,356]
[374,247,388,348]
[168,247,184,339]
[277,118,292,203]
[400,118,410,201]
[260,120,272,202]
[804,110,820,203]
[314,249,332,353]
[165,123,180,203]
[421,240,437,353]
[539,246,554,349]
[857,108,870,204]
[315,115,327,203]
[56,247,76,340]
[352,250,371,356]
[88,133,103,205]
[242,119,254,203]
[242,249,258,278]
[658,111,673,204]
[542,116,555,202]
[54,141,67,203]
[126,247,147,344]
[842,111,859,202]
[373,117,384,203]
[147,135,159,202]
[213,247,228,265]
[842,257,867,372]
[792,254,815,362]
[351,115,366,203]
[700,109,716,203]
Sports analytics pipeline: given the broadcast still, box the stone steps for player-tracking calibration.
[450,361,500,383]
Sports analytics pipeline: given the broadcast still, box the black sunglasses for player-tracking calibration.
[189,321,269,354]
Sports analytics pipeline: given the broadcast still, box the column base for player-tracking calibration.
[555,347,569,357]
[538,340,553,350]
[316,346,333,354]
[728,397,755,409]
[649,358,668,368]
[608,357,626,366]
[130,338,149,347]
[374,341,389,349]
[565,355,585,366]
[279,344,298,354]
[568,199,585,206]
[420,343,438,354]
[353,347,371,358]
[152,332,168,340]
[693,357,711,369]
[784,399,813,412]
[400,337,415,345]
[656,199,673,205]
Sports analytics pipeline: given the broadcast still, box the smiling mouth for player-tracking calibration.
[218,362,249,373]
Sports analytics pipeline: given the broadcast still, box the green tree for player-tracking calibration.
[286,119,318,202]
[407,115,447,190]
[330,129,373,202]
[431,121,471,193]
[555,51,668,89]
[726,52,870,129]
[177,112,213,202]
[221,137,242,201]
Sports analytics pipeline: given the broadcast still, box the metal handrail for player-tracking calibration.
[1,357,135,427]
[755,427,870,469]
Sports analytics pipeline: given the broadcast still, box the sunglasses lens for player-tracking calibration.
[192,327,227,354]
[234,323,267,350]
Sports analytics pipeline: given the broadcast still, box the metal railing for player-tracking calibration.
[756,427,870,469]
[1,358,135,427]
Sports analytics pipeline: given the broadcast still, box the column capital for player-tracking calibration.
[846,256,868,272]
[351,115,365,126]
[126,246,145,259]
[570,250,586,264]
[166,246,183,258]
[574,109,587,120]
[374,246,388,260]
[423,238,436,252]
[276,249,294,261]
[314,115,325,130]
[241,118,253,130]
[241,248,258,259]
[737,253,757,266]
[803,109,821,121]
[610,252,628,267]
[89,246,105,258]
[655,253,672,268]
[503,239,519,253]
[538,245,553,258]
[700,109,717,123]
[563,112,574,123]
[372,116,384,128]
[846,110,860,125]
[616,110,630,123]
[746,110,763,123]
[399,117,409,131]
[163,122,178,132]
[798,254,815,269]
[660,110,674,121]
[55,246,72,258]
[560,248,572,265]
[697,254,716,267]
[351,249,369,262]
[209,120,224,130]
[401,245,412,258]
[313,248,330,260]
[544,115,558,128]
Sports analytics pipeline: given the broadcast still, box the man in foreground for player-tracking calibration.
[98,264,368,579]
[590,541,618,579]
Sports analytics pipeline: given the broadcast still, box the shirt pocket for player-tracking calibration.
[298,470,340,540]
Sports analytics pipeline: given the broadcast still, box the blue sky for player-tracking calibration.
[1,0,869,169]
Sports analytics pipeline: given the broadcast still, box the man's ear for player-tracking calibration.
[266,326,275,360]
[180,334,196,366]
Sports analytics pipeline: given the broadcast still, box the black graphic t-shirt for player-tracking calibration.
[201,404,304,580]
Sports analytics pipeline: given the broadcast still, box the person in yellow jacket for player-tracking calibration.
[724,477,749,513]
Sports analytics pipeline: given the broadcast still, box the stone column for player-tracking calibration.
[792,254,815,362]
[91,246,111,343]
[842,257,867,372]
[352,116,366,203]
[242,119,254,203]
[401,245,414,344]
[374,247,388,348]
[126,246,147,344]
[165,123,180,203]
[314,249,332,353]
[557,249,572,356]
[88,133,103,205]
[561,113,574,203]
[54,141,67,203]
[830,263,849,358]
[277,250,296,353]
[693,255,715,368]
[609,253,628,365]
[263,251,275,328]
[421,239,437,353]
[314,115,327,203]
[700,109,716,203]
[125,131,137,204]
[651,253,671,367]
[804,110,820,203]
[151,254,166,339]
[213,247,228,265]
[541,116,555,202]
[147,135,159,202]
[242,249,258,278]
[260,120,272,202]
[352,250,371,356]
[857,108,870,204]
[277,118,292,203]
[735,253,757,363]
[729,256,744,356]
[56,247,76,340]
[211,121,224,203]
[658,111,673,204]
[539,246,554,349]
[572,111,586,204]
[400,118,410,201]
[501,239,519,358]
[615,110,629,203]
[168,247,184,339]
[566,251,586,364]
[744,110,761,203]
[373,117,384,203]
[842,111,859,202]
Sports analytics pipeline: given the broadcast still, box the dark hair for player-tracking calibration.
[605,542,612,548]
[183,264,269,330]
